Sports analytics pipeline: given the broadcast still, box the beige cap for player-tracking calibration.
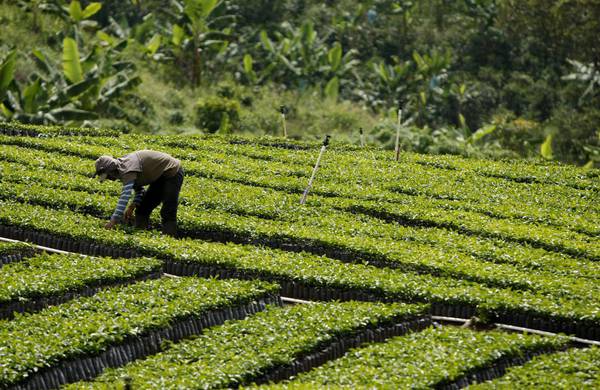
[94,155,118,181]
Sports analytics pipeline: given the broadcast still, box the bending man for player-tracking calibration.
[94,150,184,236]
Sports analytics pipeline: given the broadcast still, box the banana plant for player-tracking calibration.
[172,0,232,85]
[257,21,359,98]
[143,0,233,85]
[372,57,413,100]
[0,34,140,125]
[32,0,103,44]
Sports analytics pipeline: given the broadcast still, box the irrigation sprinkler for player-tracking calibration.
[359,127,365,147]
[279,105,289,138]
[300,135,331,205]
[394,108,402,161]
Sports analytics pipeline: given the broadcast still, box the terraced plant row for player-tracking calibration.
[0,124,597,388]
[0,277,280,389]
[0,241,35,266]
[2,164,598,307]
[470,346,600,389]
[67,302,430,389]
[3,125,595,190]
[0,252,162,319]
[3,158,597,282]
[2,135,597,234]
[259,326,568,389]
[1,200,599,341]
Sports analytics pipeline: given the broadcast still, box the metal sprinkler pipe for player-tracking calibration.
[300,135,331,205]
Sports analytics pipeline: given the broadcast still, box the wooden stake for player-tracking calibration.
[395,108,402,161]
[300,135,331,205]
[359,128,365,147]
[280,105,288,138]
[281,113,287,138]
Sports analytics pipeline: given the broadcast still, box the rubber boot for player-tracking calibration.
[135,214,150,230]
[162,221,178,237]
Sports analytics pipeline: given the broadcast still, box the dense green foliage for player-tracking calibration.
[0,241,32,257]
[0,126,597,342]
[1,0,599,165]
[470,346,600,389]
[263,327,568,388]
[0,252,161,304]
[67,302,427,389]
[0,276,278,386]
[0,121,597,387]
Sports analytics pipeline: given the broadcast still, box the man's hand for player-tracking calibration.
[124,204,137,223]
[104,219,118,230]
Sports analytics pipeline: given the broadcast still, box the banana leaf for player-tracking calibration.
[31,49,58,80]
[49,107,98,121]
[23,79,42,113]
[100,75,141,102]
[63,37,84,84]
[81,2,102,19]
[0,50,17,97]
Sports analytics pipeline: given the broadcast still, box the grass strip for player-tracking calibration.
[67,301,429,389]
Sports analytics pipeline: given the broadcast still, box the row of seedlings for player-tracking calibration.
[6,128,594,194]
[0,277,280,389]
[65,302,430,389]
[2,137,597,256]
[0,200,599,341]
[2,158,597,286]
[471,346,600,388]
[259,327,569,389]
[0,252,162,319]
[0,122,121,137]
[0,241,35,266]
[3,136,596,262]
[2,133,596,238]
[1,173,596,306]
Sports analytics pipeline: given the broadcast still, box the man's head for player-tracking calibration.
[94,155,119,182]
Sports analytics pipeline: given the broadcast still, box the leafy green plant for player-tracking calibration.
[195,95,240,133]
[32,0,102,44]
[145,0,234,86]
[540,133,554,160]
[471,346,600,389]
[256,21,359,97]
[0,33,140,124]
[0,276,278,387]
[67,301,428,389]
[272,327,567,389]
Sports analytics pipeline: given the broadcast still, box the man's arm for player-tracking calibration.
[133,185,145,205]
[105,181,134,228]
[124,185,145,222]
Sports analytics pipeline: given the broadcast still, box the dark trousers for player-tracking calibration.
[136,168,184,225]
